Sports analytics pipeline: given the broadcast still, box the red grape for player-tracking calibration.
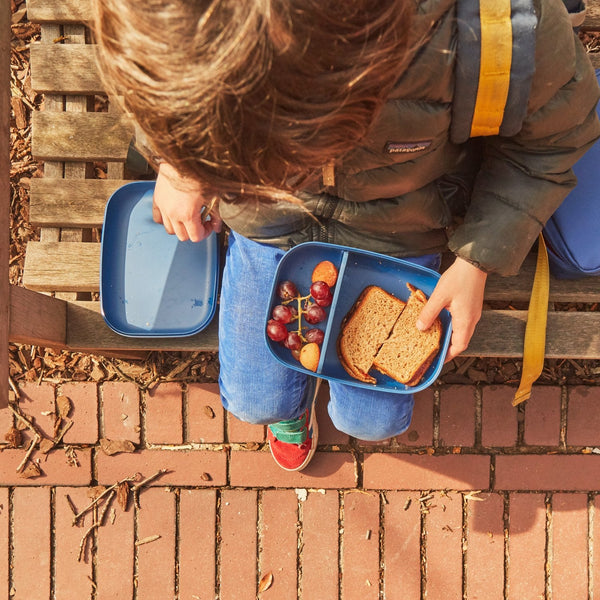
[314,291,333,307]
[284,331,303,351]
[266,319,288,342]
[310,280,331,300]
[277,280,299,300]
[304,304,326,324]
[272,304,294,323]
[305,328,324,345]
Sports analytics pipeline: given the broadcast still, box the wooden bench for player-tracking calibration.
[15,0,600,359]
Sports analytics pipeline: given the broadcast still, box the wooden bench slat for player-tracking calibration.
[29,179,129,227]
[465,310,600,359]
[23,242,100,292]
[30,44,103,95]
[27,0,91,24]
[32,112,133,162]
[66,301,219,351]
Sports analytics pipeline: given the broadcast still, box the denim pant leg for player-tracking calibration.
[327,251,441,441]
[218,231,312,424]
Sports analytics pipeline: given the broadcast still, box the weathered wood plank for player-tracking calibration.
[465,310,600,359]
[23,242,100,292]
[29,178,128,227]
[584,0,600,29]
[30,43,103,94]
[1,0,10,407]
[485,253,600,303]
[27,0,92,24]
[9,286,67,348]
[66,301,219,351]
[32,112,134,162]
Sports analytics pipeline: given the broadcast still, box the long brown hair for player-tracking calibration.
[93,0,413,199]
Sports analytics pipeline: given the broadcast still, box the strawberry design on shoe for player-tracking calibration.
[267,379,321,471]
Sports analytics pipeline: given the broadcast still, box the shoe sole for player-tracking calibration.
[277,378,322,472]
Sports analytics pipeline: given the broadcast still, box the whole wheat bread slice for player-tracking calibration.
[337,286,406,383]
[372,283,442,385]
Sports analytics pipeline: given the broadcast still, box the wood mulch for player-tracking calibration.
[7,2,600,390]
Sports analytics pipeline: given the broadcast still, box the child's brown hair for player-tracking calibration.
[93,0,413,199]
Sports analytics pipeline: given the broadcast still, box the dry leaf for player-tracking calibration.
[100,438,136,456]
[117,482,130,511]
[56,394,72,419]
[201,472,212,482]
[203,405,215,419]
[258,572,274,593]
[18,461,41,479]
[38,438,55,454]
[4,426,22,448]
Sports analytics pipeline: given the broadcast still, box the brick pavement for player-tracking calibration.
[1,381,600,599]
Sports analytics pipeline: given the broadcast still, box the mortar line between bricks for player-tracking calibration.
[461,493,467,600]
[181,386,189,444]
[474,386,482,449]
[337,490,343,600]
[97,383,106,441]
[132,497,140,600]
[50,487,56,600]
[432,388,441,449]
[7,487,14,599]
[138,388,147,449]
[588,492,594,600]
[256,489,263,596]
[419,492,426,600]
[545,493,553,600]
[297,490,305,600]
[559,386,568,450]
[378,491,385,599]
[214,489,222,600]
[174,488,181,600]
[503,492,509,600]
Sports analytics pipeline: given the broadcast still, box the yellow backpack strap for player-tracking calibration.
[513,234,550,406]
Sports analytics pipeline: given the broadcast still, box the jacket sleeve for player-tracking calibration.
[447,0,600,276]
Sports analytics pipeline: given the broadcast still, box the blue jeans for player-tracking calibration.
[218,230,440,441]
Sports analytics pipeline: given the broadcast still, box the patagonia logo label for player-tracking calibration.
[385,140,431,154]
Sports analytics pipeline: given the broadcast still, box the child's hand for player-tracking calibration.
[152,163,223,242]
[416,257,487,362]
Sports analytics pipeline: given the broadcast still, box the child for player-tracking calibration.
[94,0,600,470]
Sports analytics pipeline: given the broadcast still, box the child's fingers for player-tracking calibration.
[152,200,164,224]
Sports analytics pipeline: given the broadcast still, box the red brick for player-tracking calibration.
[424,492,463,600]
[316,383,350,445]
[143,382,183,444]
[0,448,92,486]
[383,492,422,600]
[523,386,561,446]
[101,381,141,444]
[301,490,339,600]
[551,493,588,599]
[178,489,217,600]
[97,448,227,487]
[0,406,13,436]
[396,389,434,447]
[481,386,519,447]
[507,493,547,600]
[341,491,380,599]
[220,490,258,600]
[593,496,600,600]
[96,497,135,600]
[363,453,490,491]
[260,490,298,600]
[136,487,177,600]
[17,381,56,440]
[0,489,8,598]
[12,487,51,600]
[53,488,94,598]
[186,383,224,443]
[60,381,99,444]
[226,411,265,444]
[567,386,600,447]
[495,455,600,491]
[439,385,476,447]
[465,493,504,600]
[230,450,356,488]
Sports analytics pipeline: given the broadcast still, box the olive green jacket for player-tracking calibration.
[220,0,600,275]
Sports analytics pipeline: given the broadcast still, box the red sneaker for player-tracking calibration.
[267,379,321,471]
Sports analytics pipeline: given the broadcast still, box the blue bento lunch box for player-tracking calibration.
[100,181,219,337]
[264,242,452,393]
